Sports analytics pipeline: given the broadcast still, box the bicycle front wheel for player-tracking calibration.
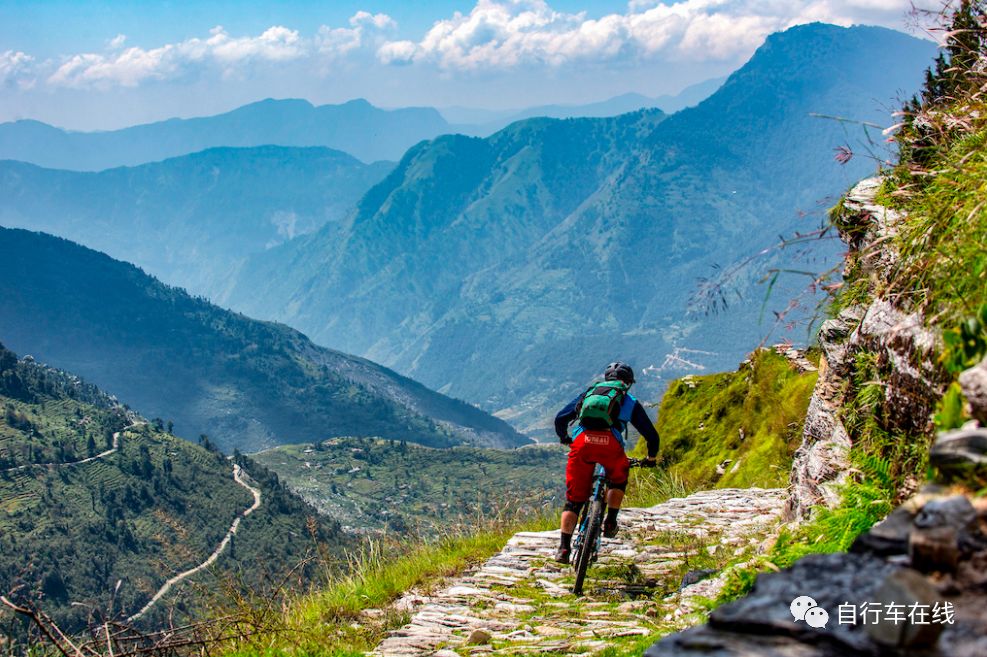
[572,499,603,595]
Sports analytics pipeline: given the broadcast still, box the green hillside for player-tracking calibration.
[226,24,936,435]
[0,228,528,452]
[0,342,345,635]
[0,146,393,300]
[632,348,818,490]
[254,438,564,534]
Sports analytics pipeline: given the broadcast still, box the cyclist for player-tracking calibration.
[554,361,659,564]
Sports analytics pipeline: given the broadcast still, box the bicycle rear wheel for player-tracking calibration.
[572,499,603,595]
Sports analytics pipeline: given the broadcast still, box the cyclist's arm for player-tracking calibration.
[629,400,660,458]
[554,394,583,441]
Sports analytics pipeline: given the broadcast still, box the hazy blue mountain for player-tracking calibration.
[0,146,392,300]
[225,24,936,435]
[0,228,528,451]
[441,76,725,132]
[0,98,450,169]
[0,341,346,633]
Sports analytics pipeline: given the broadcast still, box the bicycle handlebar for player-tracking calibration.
[627,457,657,468]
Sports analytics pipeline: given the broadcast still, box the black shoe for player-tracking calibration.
[555,546,571,564]
[603,519,619,538]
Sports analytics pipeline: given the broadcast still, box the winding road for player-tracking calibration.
[3,418,265,622]
[1,421,141,473]
[127,463,263,622]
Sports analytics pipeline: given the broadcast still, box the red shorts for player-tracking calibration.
[565,430,630,503]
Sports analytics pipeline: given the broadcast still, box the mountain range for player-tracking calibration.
[0,227,527,452]
[0,146,393,300]
[220,24,936,434]
[0,23,939,439]
[0,341,345,632]
[0,98,448,169]
[0,81,725,175]
[438,76,726,130]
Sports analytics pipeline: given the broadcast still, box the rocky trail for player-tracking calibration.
[371,488,787,657]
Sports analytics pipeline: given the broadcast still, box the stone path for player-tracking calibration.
[372,488,787,657]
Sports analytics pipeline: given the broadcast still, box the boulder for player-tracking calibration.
[817,306,864,377]
[707,553,896,653]
[850,505,915,557]
[913,495,976,532]
[958,356,987,425]
[679,569,717,589]
[865,568,944,648]
[909,526,960,573]
[930,428,987,487]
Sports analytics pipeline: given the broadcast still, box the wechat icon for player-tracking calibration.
[790,595,829,629]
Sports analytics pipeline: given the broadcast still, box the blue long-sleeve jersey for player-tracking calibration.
[554,388,660,457]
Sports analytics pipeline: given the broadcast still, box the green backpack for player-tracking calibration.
[576,380,629,429]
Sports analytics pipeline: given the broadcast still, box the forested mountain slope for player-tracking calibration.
[0,342,344,634]
[0,146,393,300]
[226,24,936,433]
[0,228,528,452]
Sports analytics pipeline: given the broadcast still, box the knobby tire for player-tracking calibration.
[572,499,603,595]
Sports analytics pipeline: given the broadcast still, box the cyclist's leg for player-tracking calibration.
[598,435,630,537]
[563,441,593,532]
[558,435,593,561]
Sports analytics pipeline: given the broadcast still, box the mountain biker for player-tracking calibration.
[554,361,659,564]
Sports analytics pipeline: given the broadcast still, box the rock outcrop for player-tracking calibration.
[786,178,948,519]
[647,477,987,657]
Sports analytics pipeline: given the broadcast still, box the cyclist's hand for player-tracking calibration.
[641,457,658,468]
[560,435,573,446]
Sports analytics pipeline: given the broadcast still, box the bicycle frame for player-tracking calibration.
[571,464,607,564]
[570,458,640,594]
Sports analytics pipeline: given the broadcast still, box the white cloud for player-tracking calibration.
[374,0,933,70]
[17,1,940,90]
[0,50,35,87]
[45,13,392,89]
[316,10,396,59]
[209,25,305,64]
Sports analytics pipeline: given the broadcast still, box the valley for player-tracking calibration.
[0,227,525,453]
[254,438,564,534]
[221,24,936,433]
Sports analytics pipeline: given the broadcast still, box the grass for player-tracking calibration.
[252,438,564,535]
[888,124,987,323]
[630,349,817,492]
[218,512,556,657]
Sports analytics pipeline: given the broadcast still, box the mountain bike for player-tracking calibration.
[570,458,643,595]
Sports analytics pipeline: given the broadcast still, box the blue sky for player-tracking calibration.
[0,1,936,129]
